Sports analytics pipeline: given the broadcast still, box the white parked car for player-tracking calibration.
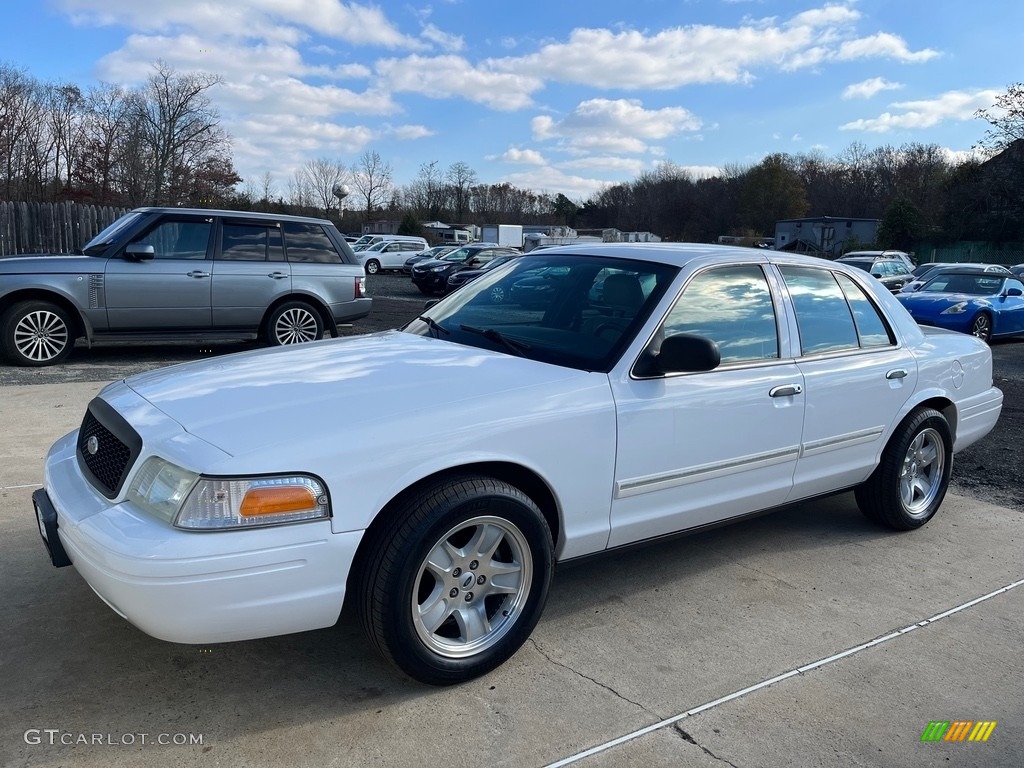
[34,245,1003,684]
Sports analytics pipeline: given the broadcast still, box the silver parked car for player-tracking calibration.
[0,208,371,366]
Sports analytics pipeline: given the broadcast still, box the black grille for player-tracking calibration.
[76,400,142,498]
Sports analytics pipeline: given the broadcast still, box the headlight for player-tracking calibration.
[431,265,449,272]
[127,457,329,530]
[941,302,968,315]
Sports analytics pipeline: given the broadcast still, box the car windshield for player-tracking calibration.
[81,211,145,255]
[920,274,1004,295]
[403,253,678,372]
[441,247,475,262]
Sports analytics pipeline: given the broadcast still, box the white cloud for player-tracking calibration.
[842,77,903,100]
[386,124,435,140]
[840,88,1000,133]
[531,99,701,154]
[559,156,647,175]
[836,33,939,63]
[493,6,935,90]
[496,148,548,165]
[421,23,465,52]
[501,166,612,199]
[60,0,426,49]
[374,55,543,110]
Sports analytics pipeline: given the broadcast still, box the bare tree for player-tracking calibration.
[135,60,230,205]
[45,82,84,193]
[350,149,393,217]
[259,170,275,203]
[446,161,477,223]
[78,83,132,203]
[300,157,346,218]
[975,83,1024,154]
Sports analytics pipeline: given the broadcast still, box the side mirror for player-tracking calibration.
[124,243,155,261]
[1005,287,1023,297]
[634,333,721,376]
[424,299,440,309]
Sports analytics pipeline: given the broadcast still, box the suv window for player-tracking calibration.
[129,219,211,260]
[283,222,342,263]
[780,266,859,355]
[219,223,284,262]
[662,265,779,363]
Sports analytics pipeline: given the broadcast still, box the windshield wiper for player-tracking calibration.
[417,315,450,336]
[459,325,530,356]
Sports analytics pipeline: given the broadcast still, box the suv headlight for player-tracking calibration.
[431,264,450,272]
[127,457,330,530]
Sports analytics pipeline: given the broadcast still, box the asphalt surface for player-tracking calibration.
[1,272,1022,767]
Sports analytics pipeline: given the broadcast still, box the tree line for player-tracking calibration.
[2,56,1022,247]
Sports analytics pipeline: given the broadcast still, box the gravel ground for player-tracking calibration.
[0,271,1020,511]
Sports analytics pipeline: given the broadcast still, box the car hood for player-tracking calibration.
[0,253,101,273]
[122,331,590,457]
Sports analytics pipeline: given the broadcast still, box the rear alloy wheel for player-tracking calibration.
[970,312,992,343]
[855,408,952,530]
[1,300,75,367]
[358,476,554,685]
[266,301,324,346]
[365,259,381,275]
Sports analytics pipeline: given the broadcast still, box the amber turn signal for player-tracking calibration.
[239,486,317,517]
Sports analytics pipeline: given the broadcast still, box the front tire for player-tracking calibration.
[1,300,75,366]
[855,408,952,530]
[358,476,554,685]
[365,259,381,275]
[265,301,324,346]
[970,312,992,343]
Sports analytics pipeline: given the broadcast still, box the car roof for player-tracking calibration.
[519,242,851,270]
[132,207,335,225]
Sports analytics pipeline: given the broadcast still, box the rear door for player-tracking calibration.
[282,221,355,305]
[104,214,214,330]
[211,219,291,330]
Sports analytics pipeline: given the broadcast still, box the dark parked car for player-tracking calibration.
[402,245,461,274]
[899,263,1010,293]
[411,245,519,295]
[835,255,913,293]
[0,208,370,366]
[444,252,522,294]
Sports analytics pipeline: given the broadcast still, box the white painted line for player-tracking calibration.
[2,483,43,490]
[545,577,1024,768]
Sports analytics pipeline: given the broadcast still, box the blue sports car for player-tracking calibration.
[896,271,1024,342]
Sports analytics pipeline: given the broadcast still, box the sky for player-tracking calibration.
[5,0,1021,202]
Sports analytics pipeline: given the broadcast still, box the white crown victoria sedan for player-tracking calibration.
[33,244,1003,684]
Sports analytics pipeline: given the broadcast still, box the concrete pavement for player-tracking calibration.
[1,381,1021,767]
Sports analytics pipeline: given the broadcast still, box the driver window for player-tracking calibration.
[662,265,779,363]
[131,219,211,260]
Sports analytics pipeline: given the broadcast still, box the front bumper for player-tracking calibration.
[38,430,362,644]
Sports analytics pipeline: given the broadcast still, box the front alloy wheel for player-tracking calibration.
[970,313,991,343]
[358,476,554,685]
[1,300,74,366]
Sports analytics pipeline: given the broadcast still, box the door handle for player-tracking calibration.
[769,384,803,398]
[267,272,288,279]
[886,369,909,380]
[186,270,210,278]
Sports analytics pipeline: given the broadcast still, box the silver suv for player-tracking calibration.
[0,208,371,366]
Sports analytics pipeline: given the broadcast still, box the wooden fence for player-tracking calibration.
[0,201,129,256]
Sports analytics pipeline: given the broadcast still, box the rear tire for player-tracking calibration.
[855,408,952,530]
[1,300,75,367]
[265,301,324,346]
[357,476,554,685]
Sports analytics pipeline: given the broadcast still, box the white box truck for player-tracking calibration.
[481,224,524,248]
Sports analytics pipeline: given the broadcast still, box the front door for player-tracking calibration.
[104,215,214,330]
[608,264,806,548]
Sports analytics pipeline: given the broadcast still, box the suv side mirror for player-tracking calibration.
[124,243,155,261]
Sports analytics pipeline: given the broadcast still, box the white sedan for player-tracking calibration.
[33,245,1003,685]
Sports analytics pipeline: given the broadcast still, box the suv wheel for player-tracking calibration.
[1,300,75,367]
[365,259,381,275]
[266,301,324,346]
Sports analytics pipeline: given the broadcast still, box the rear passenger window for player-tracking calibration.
[283,223,342,263]
[220,223,285,262]
[835,273,893,347]
[663,265,779,363]
[780,267,859,355]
